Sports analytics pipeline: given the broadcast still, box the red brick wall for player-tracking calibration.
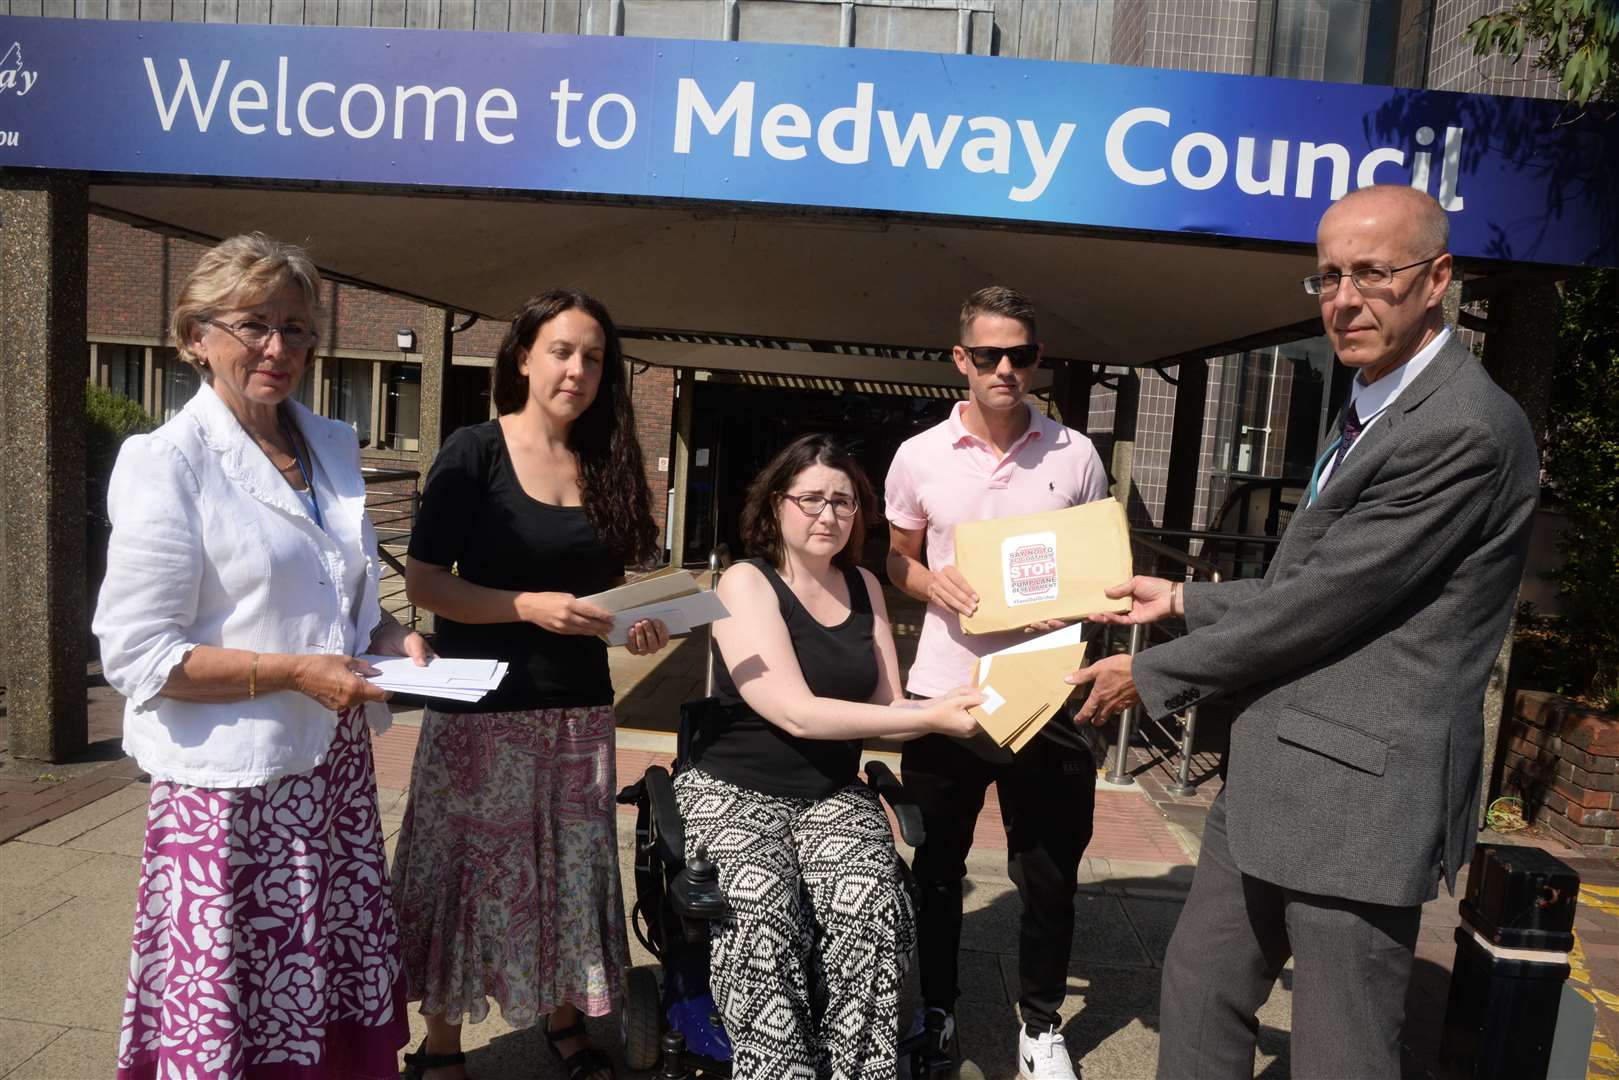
[1501,690,1619,849]
[88,216,204,341]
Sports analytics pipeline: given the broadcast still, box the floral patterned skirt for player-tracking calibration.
[115,706,409,1080]
[390,705,628,1029]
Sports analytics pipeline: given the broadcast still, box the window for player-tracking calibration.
[161,353,201,421]
[100,344,145,406]
[380,362,421,452]
[326,357,375,447]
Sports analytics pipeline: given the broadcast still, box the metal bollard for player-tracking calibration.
[1438,843,1591,1079]
[1104,623,1145,786]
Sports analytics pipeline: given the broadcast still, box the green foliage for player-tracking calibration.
[1540,269,1619,709]
[1466,0,1619,105]
[86,382,155,521]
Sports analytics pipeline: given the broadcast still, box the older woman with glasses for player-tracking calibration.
[94,233,431,1080]
[675,433,982,1078]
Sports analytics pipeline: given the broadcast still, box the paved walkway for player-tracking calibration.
[3,634,1618,1078]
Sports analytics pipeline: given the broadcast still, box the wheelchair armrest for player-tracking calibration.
[641,765,687,867]
[864,758,926,848]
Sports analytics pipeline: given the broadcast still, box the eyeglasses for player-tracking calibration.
[958,343,1041,372]
[204,317,319,351]
[1303,256,1442,298]
[780,492,859,519]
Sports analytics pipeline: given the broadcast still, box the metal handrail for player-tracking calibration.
[1105,531,1224,794]
[702,544,732,698]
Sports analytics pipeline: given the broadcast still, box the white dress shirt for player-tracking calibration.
[1317,327,1452,491]
[94,381,391,788]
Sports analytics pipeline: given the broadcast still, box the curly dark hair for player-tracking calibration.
[739,434,876,572]
[491,289,660,567]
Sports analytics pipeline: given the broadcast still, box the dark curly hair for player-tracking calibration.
[491,289,660,567]
[739,434,876,572]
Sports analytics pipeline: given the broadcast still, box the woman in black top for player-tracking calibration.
[392,291,667,1080]
[676,434,982,1079]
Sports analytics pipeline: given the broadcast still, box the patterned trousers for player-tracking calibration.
[673,767,916,1080]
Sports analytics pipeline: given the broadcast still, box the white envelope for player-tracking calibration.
[356,654,509,702]
[605,590,729,646]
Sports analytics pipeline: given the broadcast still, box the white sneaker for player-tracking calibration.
[1018,1026,1077,1079]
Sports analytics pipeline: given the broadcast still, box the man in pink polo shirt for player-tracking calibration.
[886,286,1110,1080]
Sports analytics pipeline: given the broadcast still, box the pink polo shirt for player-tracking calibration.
[885,401,1111,697]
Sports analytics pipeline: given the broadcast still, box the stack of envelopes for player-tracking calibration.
[968,623,1089,752]
[954,499,1133,635]
[580,566,730,646]
[357,654,509,703]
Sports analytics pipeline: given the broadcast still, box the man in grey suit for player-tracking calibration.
[1067,184,1540,1078]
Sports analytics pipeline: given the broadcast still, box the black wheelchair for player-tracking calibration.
[613,702,981,1078]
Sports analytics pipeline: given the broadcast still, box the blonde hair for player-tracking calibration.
[170,233,323,369]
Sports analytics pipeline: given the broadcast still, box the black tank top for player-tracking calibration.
[690,559,878,799]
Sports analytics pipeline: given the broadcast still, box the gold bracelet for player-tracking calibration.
[1173,582,1183,615]
[248,653,259,700]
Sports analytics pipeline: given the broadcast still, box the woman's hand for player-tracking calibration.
[517,592,617,636]
[291,654,389,711]
[625,618,671,656]
[919,686,985,738]
[369,619,435,666]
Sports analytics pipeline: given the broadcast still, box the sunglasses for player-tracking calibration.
[958,343,1040,372]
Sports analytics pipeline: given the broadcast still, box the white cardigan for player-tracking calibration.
[93,382,392,787]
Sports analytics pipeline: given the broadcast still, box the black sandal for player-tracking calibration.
[402,1038,468,1079]
[543,1019,614,1080]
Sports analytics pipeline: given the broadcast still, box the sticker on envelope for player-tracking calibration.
[1003,531,1059,607]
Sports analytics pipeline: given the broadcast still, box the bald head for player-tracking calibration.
[1319,185,1449,262]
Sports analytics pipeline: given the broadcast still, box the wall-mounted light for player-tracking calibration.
[395,328,416,353]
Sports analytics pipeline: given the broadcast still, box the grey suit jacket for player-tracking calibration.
[1134,337,1539,908]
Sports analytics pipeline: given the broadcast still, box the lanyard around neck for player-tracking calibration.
[279,411,324,531]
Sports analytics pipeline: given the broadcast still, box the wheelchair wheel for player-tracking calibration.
[621,964,663,1071]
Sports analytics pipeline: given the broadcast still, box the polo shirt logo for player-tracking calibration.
[1002,531,1059,607]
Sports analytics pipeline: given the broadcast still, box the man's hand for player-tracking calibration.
[1066,654,1141,726]
[1023,618,1072,635]
[1087,576,1180,626]
[928,565,980,617]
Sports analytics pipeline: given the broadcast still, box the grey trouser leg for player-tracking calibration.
[1157,794,1289,1080]
[1156,794,1421,1079]
[1284,889,1421,1077]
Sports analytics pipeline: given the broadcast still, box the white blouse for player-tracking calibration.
[93,382,392,788]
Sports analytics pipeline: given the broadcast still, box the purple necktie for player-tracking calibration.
[1331,401,1364,472]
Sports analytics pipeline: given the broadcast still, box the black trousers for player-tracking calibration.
[900,724,1096,1032]
[1156,793,1422,1079]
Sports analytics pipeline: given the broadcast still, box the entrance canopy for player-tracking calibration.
[6,15,1617,368]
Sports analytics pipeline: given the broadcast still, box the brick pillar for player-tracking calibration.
[0,172,89,761]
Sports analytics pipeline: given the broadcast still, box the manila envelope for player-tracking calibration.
[954,499,1132,635]
[969,624,1089,753]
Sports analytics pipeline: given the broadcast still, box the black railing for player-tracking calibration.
[362,466,420,628]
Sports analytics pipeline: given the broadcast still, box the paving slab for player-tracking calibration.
[0,886,74,942]
[1117,895,1185,967]
[40,852,139,902]
[0,842,94,892]
[11,782,150,848]
[60,803,150,857]
[0,892,134,1034]
[0,1018,65,1078]
[4,1027,115,1080]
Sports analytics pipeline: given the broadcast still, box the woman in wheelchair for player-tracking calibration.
[676,434,983,1079]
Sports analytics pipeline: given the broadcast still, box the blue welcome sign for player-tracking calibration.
[1,15,1615,266]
